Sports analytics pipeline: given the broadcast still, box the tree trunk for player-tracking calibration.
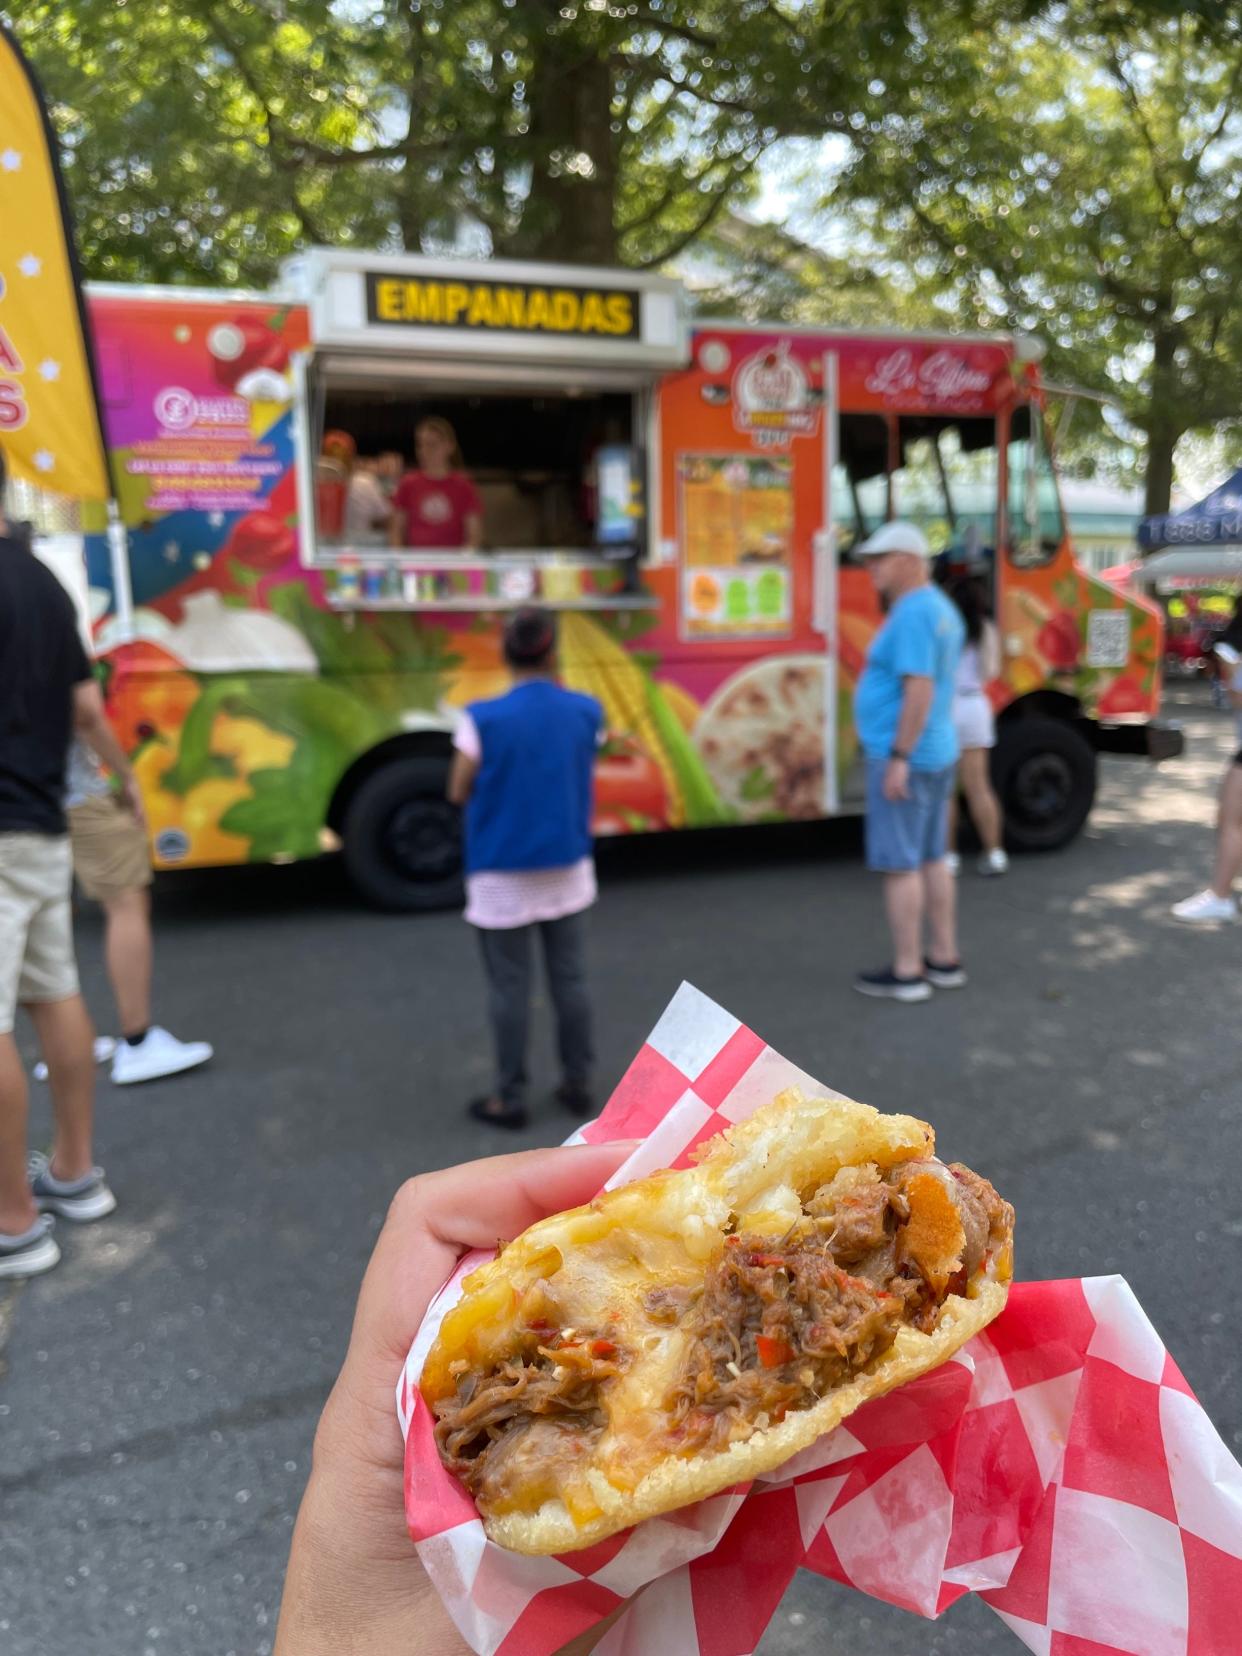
[502,4,618,264]
[395,165,423,252]
[1144,423,1179,519]
[1143,321,1181,518]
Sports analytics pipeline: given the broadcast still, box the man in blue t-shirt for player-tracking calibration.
[448,609,603,1128]
[852,522,966,1002]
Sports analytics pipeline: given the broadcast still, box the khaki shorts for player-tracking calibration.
[0,833,79,1034]
[68,795,152,902]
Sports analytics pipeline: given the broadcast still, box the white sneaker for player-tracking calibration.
[111,1026,213,1085]
[944,852,961,876]
[0,1215,60,1278]
[34,1034,117,1083]
[1171,889,1238,924]
[978,849,1010,877]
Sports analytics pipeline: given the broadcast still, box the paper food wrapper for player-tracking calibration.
[398,983,1242,1655]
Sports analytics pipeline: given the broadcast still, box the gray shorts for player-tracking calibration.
[0,833,79,1034]
[864,759,955,873]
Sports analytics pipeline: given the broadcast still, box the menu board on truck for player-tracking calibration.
[678,454,793,640]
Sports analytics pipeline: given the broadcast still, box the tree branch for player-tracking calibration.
[632,159,755,267]
[1104,47,1198,260]
[616,153,747,234]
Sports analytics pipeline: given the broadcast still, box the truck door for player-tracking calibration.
[658,330,838,827]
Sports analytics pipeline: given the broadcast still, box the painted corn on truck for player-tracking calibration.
[79,249,1180,909]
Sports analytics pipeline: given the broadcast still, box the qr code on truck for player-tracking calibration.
[1086,609,1131,669]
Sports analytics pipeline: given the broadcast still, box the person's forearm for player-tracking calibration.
[893,678,934,754]
[78,708,133,782]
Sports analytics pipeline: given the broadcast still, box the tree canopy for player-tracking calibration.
[784,6,1242,509]
[10,0,925,283]
[6,0,1240,502]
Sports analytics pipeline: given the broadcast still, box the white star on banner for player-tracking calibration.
[0,150,21,172]
[33,450,55,472]
[17,254,41,277]
[207,511,225,528]
[38,359,61,381]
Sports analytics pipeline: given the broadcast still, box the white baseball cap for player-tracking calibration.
[855,521,932,558]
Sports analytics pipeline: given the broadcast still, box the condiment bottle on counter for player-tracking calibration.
[402,565,420,603]
[362,563,385,601]
[336,554,361,603]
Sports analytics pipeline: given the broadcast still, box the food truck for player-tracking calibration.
[78,250,1180,907]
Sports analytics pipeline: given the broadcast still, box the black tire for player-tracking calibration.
[991,717,1096,852]
[342,755,464,911]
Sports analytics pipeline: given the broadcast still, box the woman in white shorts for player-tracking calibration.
[947,577,1007,876]
[1172,628,1242,922]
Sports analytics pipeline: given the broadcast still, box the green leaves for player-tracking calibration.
[161,674,387,798]
[218,741,340,862]
[816,9,1242,511]
[739,764,776,803]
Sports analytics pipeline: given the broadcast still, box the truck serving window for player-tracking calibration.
[309,379,638,559]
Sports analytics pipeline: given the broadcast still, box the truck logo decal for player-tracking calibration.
[731,343,820,448]
[865,347,993,402]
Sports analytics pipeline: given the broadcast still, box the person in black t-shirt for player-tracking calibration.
[0,447,137,1278]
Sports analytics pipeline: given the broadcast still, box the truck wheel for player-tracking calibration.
[342,756,464,911]
[991,718,1096,852]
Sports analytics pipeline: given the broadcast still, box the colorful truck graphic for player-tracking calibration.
[78,251,1177,908]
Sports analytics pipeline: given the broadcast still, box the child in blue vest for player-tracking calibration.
[448,609,603,1128]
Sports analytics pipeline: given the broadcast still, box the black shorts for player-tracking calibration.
[1234,749,1242,766]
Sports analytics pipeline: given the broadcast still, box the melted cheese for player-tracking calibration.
[421,1087,962,1523]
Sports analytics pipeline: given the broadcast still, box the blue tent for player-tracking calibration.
[1139,468,1242,550]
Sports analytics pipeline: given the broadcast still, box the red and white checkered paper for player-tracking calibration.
[399,983,1242,1655]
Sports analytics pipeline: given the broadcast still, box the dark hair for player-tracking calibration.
[948,575,990,645]
[503,607,556,669]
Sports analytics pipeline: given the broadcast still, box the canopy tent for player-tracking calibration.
[1138,468,1242,550]
[1133,547,1242,586]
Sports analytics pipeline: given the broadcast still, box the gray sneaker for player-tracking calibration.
[29,1152,117,1223]
[0,1214,60,1279]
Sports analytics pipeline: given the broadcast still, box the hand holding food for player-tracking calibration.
[423,1088,1014,1555]
[274,1142,635,1656]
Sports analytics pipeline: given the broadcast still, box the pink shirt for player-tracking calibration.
[454,712,596,930]
[393,471,482,548]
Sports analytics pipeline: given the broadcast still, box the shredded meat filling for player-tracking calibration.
[432,1159,1013,1507]
[669,1161,1011,1452]
[433,1335,625,1505]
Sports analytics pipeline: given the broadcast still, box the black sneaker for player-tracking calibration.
[554,1082,595,1117]
[924,958,968,990]
[852,968,932,1003]
[467,1095,529,1130]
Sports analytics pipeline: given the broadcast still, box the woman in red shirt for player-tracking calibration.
[390,418,484,550]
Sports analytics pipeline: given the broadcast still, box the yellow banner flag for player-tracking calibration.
[0,24,109,502]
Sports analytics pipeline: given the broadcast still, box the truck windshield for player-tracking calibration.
[1006,403,1065,568]
[835,413,999,563]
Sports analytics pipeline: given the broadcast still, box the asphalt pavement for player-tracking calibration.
[1,682,1238,1656]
